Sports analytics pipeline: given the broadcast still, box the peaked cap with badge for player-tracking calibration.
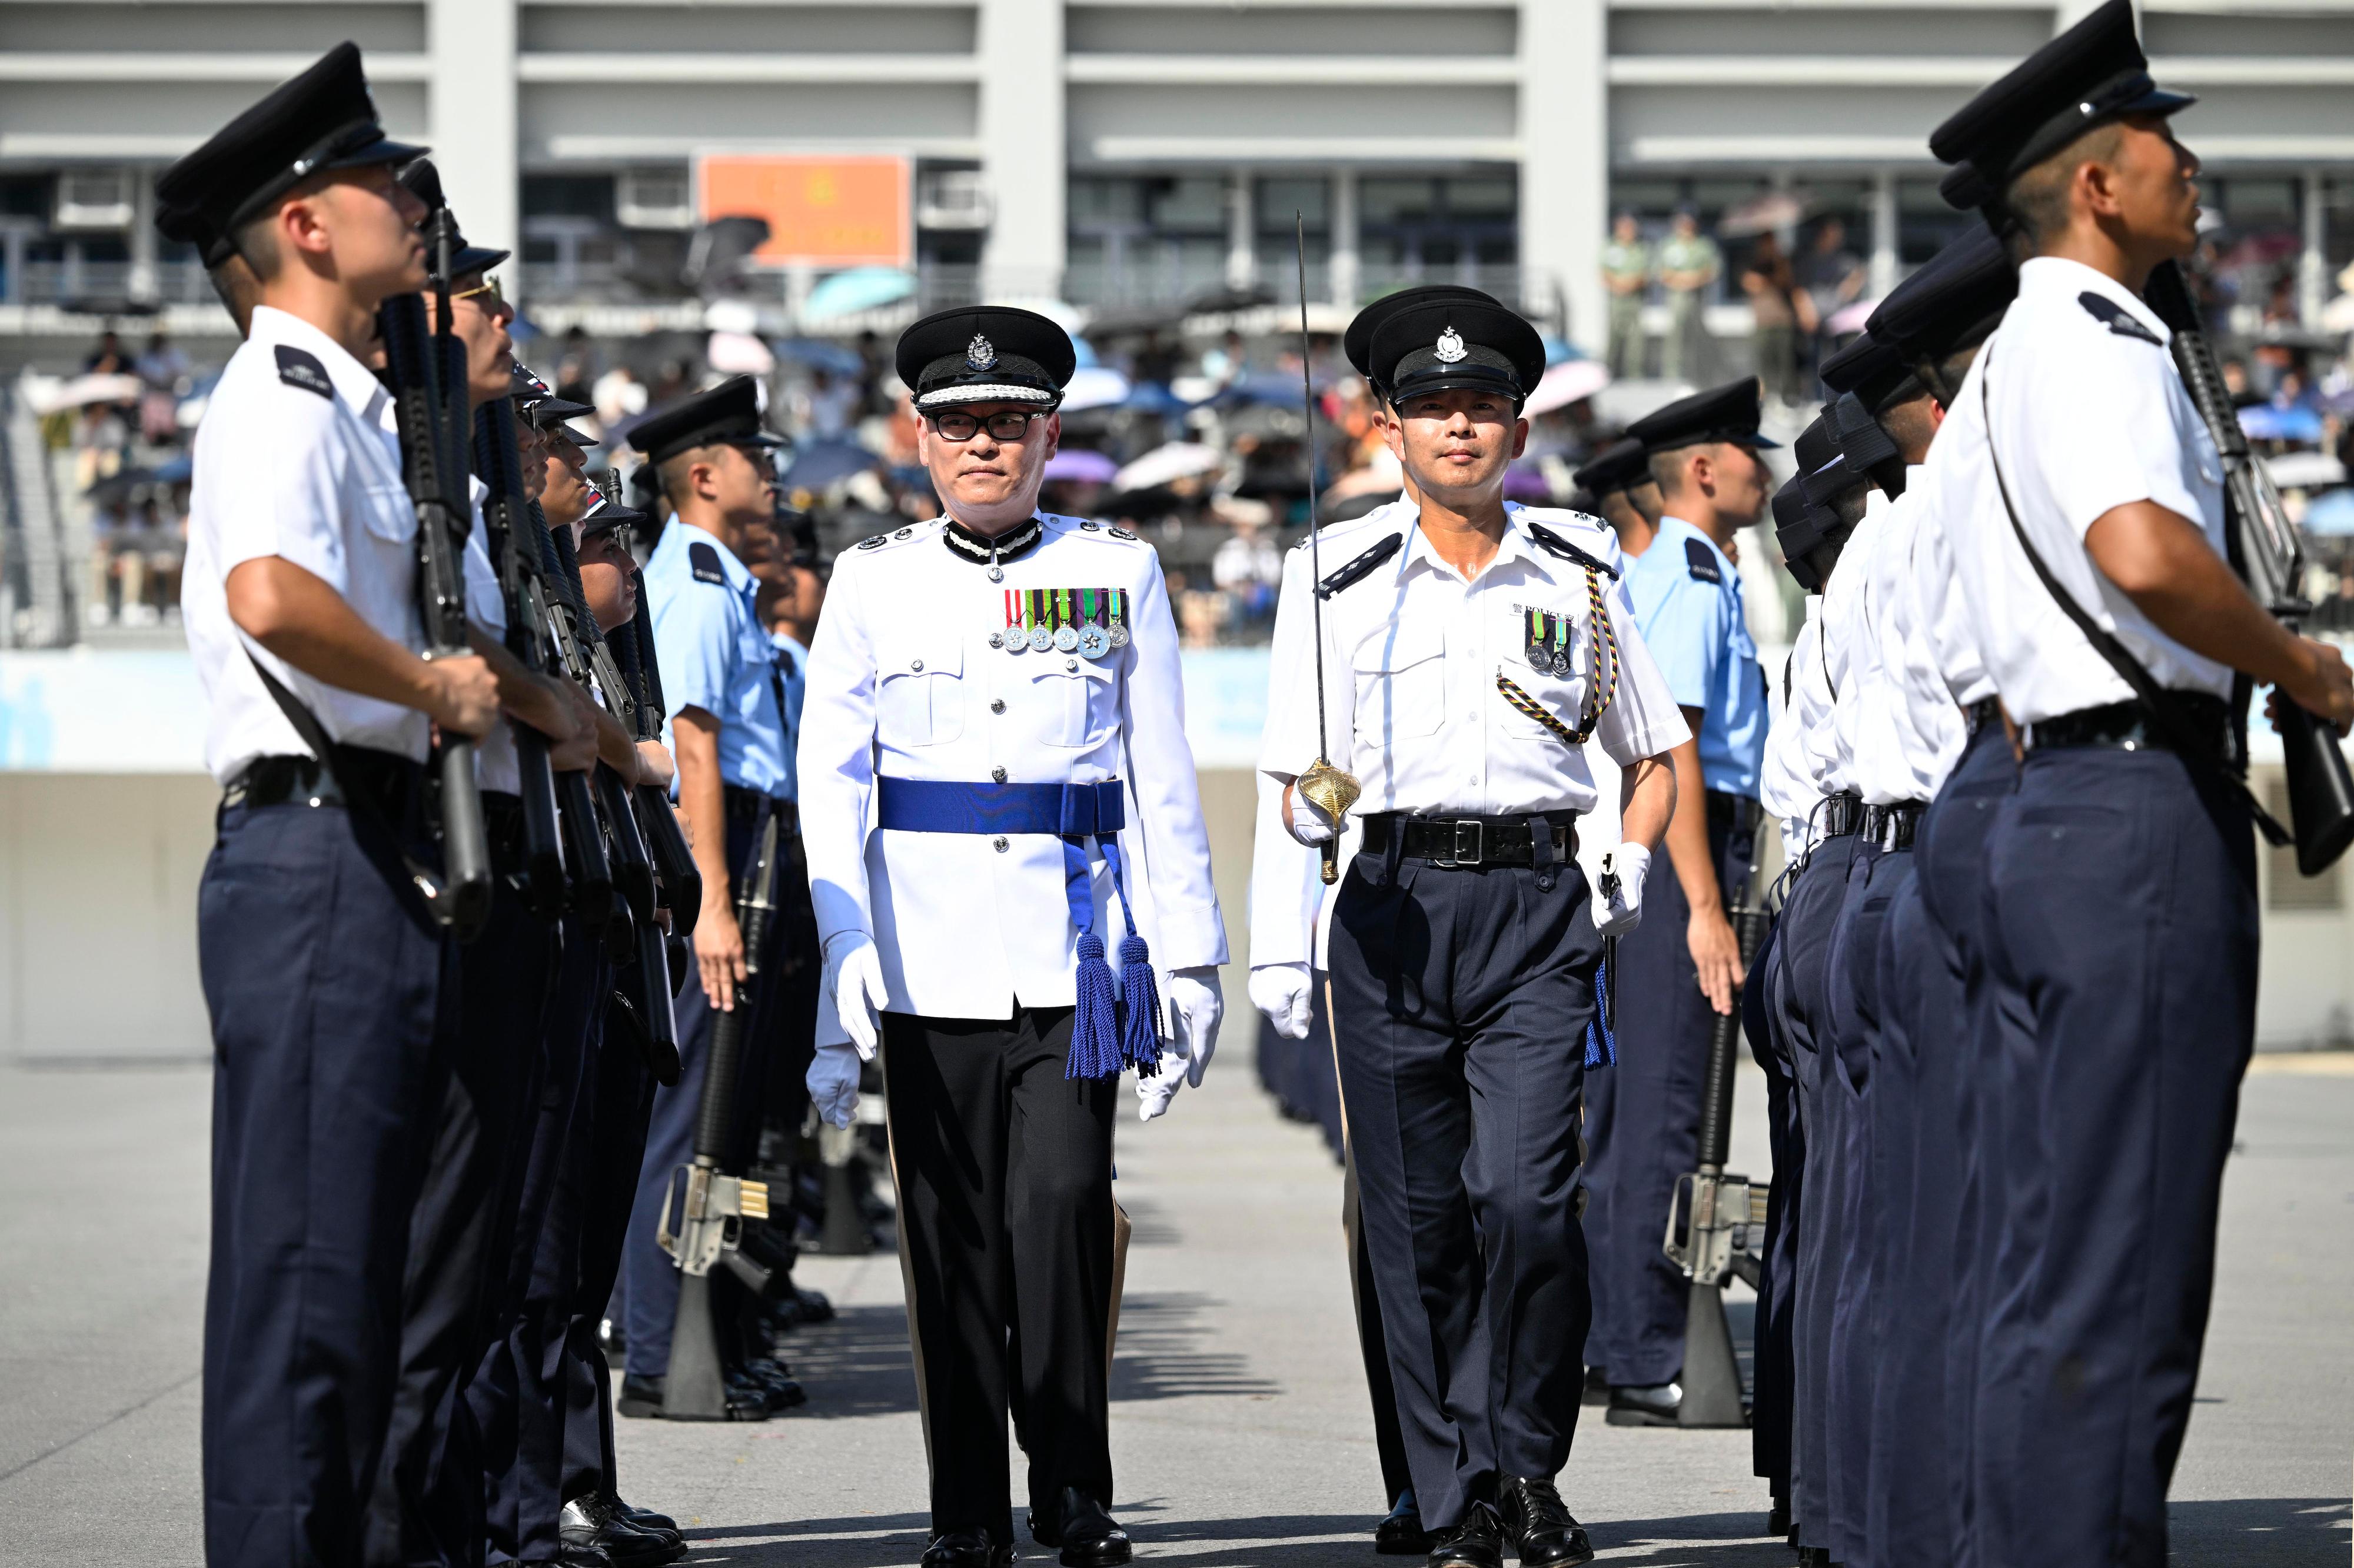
[1574,435,1654,498]
[155,42,426,268]
[895,305,1076,412]
[514,365,600,447]
[1625,377,1781,454]
[1930,0,2194,214]
[1366,299,1547,409]
[1342,284,1499,397]
[627,375,784,465]
[395,157,510,280]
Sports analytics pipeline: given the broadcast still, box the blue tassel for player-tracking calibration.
[1068,932,1124,1081]
[1116,931,1163,1076]
[1584,956,1617,1069]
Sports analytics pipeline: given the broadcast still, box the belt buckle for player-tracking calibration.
[1450,819,1485,868]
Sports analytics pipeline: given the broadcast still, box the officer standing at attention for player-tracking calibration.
[1266,298,1687,1568]
[619,375,794,1417]
[797,307,1227,1568]
[1571,437,1663,558]
[1922,7,2354,1561]
[153,44,504,1568]
[1580,378,1772,1427]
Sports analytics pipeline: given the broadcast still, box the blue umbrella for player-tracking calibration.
[774,337,867,377]
[803,266,917,322]
[2302,487,2354,536]
[2240,402,2323,444]
[780,437,880,492]
[1123,381,1192,416]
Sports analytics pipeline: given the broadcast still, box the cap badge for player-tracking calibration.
[966,334,997,371]
[1434,327,1468,365]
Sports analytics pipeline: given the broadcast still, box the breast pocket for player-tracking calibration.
[875,630,966,747]
[1352,624,1445,743]
[358,481,418,548]
[1030,657,1118,750]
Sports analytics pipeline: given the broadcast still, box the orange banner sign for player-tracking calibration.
[696,154,913,268]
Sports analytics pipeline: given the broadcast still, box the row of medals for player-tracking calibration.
[1525,610,1577,677]
[990,608,1129,660]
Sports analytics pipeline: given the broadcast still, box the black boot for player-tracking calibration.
[1604,1381,1681,1427]
[920,1527,1011,1567]
[1030,1486,1132,1567]
[1498,1477,1594,1566]
[1425,1500,1505,1568]
[1376,1489,1432,1556]
[603,1493,680,1540]
[560,1494,686,1567]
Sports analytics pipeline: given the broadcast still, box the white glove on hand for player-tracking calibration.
[1137,968,1226,1121]
[1249,963,1314,1041]
[1283,784,1336,846]
[1592,842,1652,938]
[824,934,889,1062]
[807,1041,861,1130]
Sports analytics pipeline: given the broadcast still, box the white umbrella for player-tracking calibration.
[1060,366,1132,414]
[24,372,143,416]
[2265,450,2346,491]
[1113,441,1222,492]
[1524,359,1611,418]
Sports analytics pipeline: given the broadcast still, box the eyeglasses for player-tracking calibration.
[928,409,1045,442]
[452,275,503,304]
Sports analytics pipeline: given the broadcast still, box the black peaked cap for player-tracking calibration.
[155,42,426,268]
[1827,391,1902,474]
[1369,300,1545,407]
[1818,331,1916,411]
[512,365,599,445]
[1792,414,1836,477]
[578,491,646,540]
[1573,435,1654,497]
[628,375,784,465]
[1930,0,2193,192]
[1344,284,1499,389]
[1865,225,2017,364]
[397,157,511,280]
[896,305,1074,411]
[1626,377,1780,454]
[1773,473,1839,589]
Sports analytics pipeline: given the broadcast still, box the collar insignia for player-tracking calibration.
[1434,327,1468,364]
[966,334,997,371]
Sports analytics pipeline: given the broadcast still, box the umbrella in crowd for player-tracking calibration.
[1061,367,1133,414]
[804,267,919,322]
[2302,488,2354,536]
[1043,449,1119,486]
[1114,441,1222,494]
[780,437,878,492]
[1525,358,1611,418]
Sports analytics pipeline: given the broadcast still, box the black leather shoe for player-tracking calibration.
[1376,1489,1431,1556]
[921,1527,1012,1567]
[615,1371,769,1421]
[604,1494,679,1539]
[1499,1477,1594,1566]
[1604,1381,1681,1427]
[742,1356,808,1410]
[1425,1501,1505,1568]
[560,1496,686,1567]
[1580,1366,1611,1407]
[1766,1500,1791,1539]
[1030,1486,1132,1566]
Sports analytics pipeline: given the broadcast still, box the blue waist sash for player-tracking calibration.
[875,777,1124,838]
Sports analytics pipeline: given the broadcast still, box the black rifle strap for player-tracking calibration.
[1978,350,2289,847]
[241,644,454,908]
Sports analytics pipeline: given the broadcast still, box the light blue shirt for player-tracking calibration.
[645,519,791,798]
[1620,514,1766,799]
[770,630,809,800]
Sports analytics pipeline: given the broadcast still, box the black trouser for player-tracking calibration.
[1328,849,1601,1533]
[1740,914,1798,1506]
[1582,805,1754,1389]
[561,1008,657,1504]
[368,798,558,1568]
[1322,974,1415,1510]
[882,1006,1118,1546]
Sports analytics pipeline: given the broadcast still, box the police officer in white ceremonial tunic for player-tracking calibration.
[796,307,1226,1568]
[1922,4,2354,1559]
[1265,298,1687,1568]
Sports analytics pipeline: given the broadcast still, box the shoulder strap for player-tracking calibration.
[1977,352,2288,847]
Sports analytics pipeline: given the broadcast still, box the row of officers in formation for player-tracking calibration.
[164,7,2353,1568]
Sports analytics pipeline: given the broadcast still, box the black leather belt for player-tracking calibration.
[2026,693,2227,756]
[1706,790,1762,833]
[221,747,423,821]
[723,784,797,830]
[1820,790,1865,839]
[1965,697,2004,737]
[1867,800,1927,851]
[1361,811,1577,869]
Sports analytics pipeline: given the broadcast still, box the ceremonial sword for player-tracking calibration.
[1292,213,1360,884]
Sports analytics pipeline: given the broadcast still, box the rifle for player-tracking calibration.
[471,398,567,918]
[621,561,704,933]
[522,497,630,960]
[375,220,491,940]
[656,805,782,1419]
[2145,261,2354,875]
[1663,903,1771,1429]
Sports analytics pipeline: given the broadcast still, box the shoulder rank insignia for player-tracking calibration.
[688,541,727,585]
[1526,521,1620,579]
[1317,534,1404,599]
[1108,525,1141,541]
[2077,292,2163,346]
[856,533,890,550]
[273,344,333,400]
[1683,537,1722,584]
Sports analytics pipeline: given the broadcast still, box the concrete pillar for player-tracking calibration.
[1332,167,1360,308]
[128,169,158,305]
[1869,168,1899,299]
[978,0,1066,300]
[2301,168,2329,326]
[1227,168,1255,292]
[428,0,519,292]
[1521,0,1609,349]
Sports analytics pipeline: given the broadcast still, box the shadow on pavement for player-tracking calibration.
[2166,1497,2353,1567]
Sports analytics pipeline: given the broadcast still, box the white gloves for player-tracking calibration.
[1592,842,1652,938]
[1137,967,1225,1121]
[1250,962,1313,1041]
[807,1041,861,1130]
[824,933,890,1062]
[1282,784,1336,846]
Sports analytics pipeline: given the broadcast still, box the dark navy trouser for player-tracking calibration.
[1773,828,1860,1556]
[1329,849,1601,1533]
[1974,744,2255,1568]
[1740,914,1799,1506]
[1582,811,1753,1389]
[1321,973,1415,1510]
[200,796,457,1568]
[561,1007,656,1504]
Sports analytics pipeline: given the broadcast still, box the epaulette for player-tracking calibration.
[1684,537,1723,584]
[1526,520,1620,580]
[2077,292,2163,347]
[687,541,727,585]
[274,345,333,400]
[1316,534,1403,598]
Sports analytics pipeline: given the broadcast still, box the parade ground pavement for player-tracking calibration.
[2,1048,2349,1567]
